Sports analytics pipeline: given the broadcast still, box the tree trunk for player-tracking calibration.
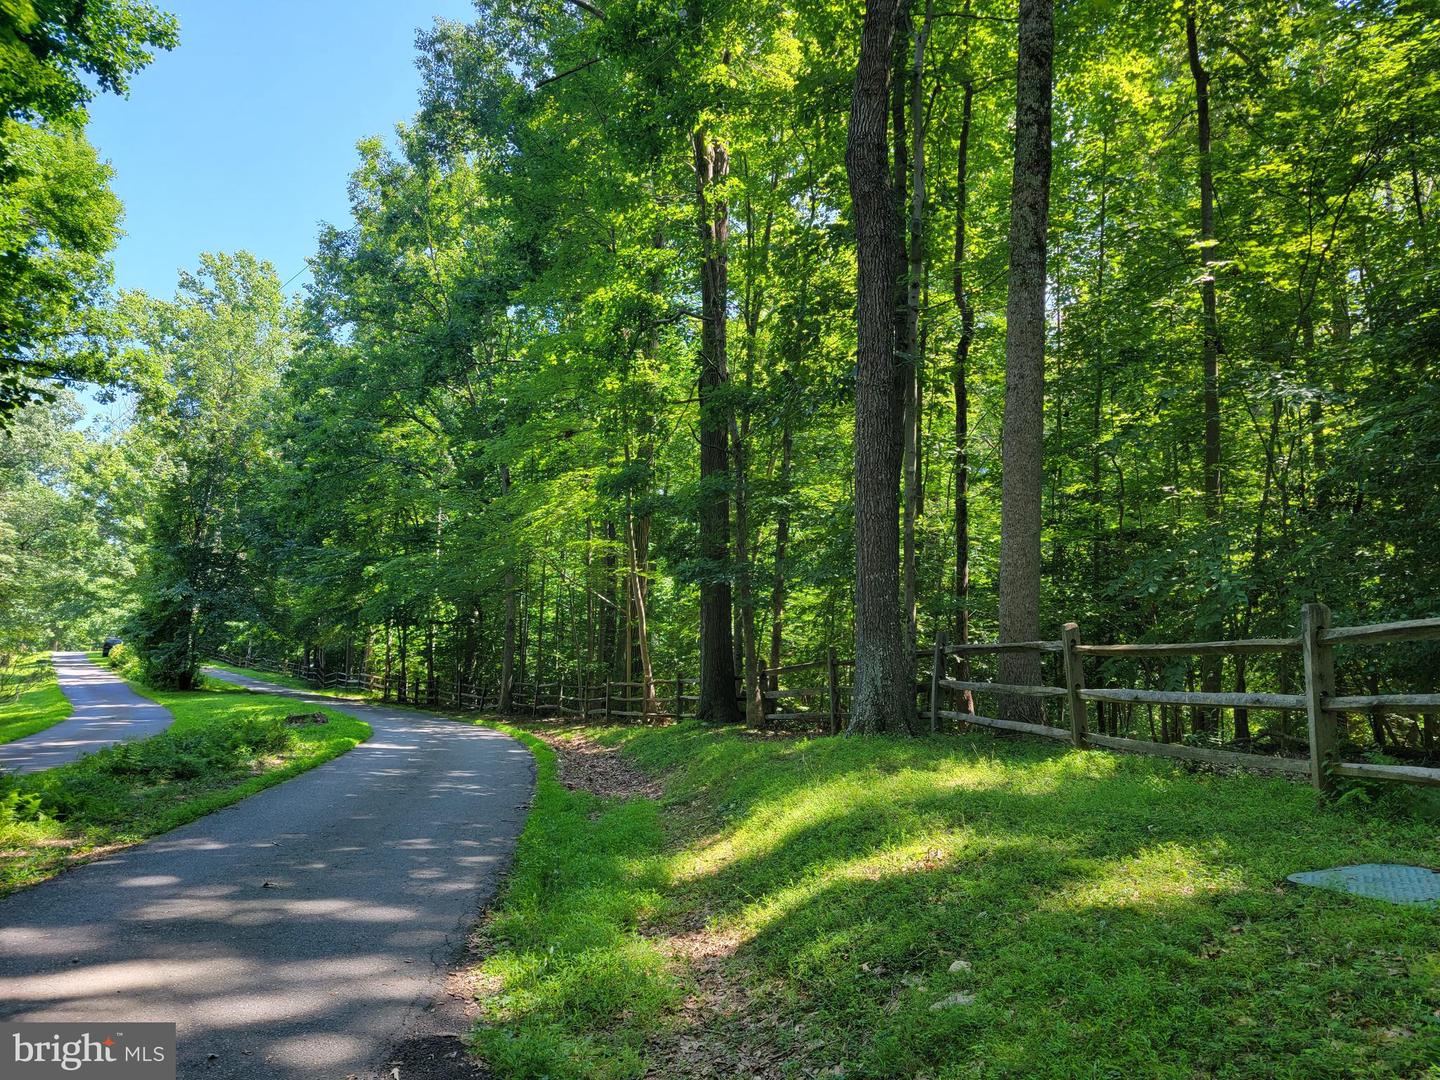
[847,0,914,734]
[694,129,742,724]
[1186,1,1224,730]
[996,0,1053,718]
[499,465,517,712]
[953,77,975,713]
[901,0,932,647]
[398,622,409,704]
[768,416,793,692]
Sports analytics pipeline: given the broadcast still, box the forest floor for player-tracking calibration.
[469,719,1440,1080]
[0,669,369,895]
[0,654,71,745]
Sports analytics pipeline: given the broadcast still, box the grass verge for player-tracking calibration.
[0,654,71,745]
[0,666,369,896]
[472,723,675,1079]
[469,721,1440,1080]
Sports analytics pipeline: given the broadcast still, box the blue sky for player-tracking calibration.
[87,0,479,300]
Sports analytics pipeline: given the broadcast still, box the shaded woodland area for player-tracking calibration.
[4,0,1438,757]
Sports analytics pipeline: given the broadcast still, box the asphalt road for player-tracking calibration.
[0,668,534,1079]
[0,651,175,773]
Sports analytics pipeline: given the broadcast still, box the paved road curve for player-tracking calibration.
[0,651,175,773]
[0,669,534,1079]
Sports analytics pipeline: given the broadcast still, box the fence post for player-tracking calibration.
[1061,622,1088,749]
[929,631,947,734]
[603,679,611,722]
[1301,602,1337,793]
[827,647,840,735]
[675,674,684,721]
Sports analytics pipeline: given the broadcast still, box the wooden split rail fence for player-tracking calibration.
[212,602,1439,793]
[920,602,1439,793]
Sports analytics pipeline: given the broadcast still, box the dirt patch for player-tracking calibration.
[646,918,822,1079]
[534,728,663,800]
[284,711,329,726]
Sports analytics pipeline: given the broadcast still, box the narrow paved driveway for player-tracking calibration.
[0,651,174,773]
[0,669,534,1079]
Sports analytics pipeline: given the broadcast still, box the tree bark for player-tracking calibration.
[1186,1,1224,729]
[953,77,975,713]
[847,0,914,734]
[498,465,518,712]
[768,416,793,691]
[694,129,742,724]
[901,1,932,647]
[996,0,1053,717]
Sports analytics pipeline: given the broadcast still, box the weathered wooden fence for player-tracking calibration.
[212,602,1439,793]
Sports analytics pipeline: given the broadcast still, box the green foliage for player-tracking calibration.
[116,253,292,688]
[158,0,1435,765]
[0,392,132,651]
[0,0,177,420]
[0,0,178,130]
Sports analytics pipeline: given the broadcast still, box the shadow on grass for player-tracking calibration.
[565,722,1440,1080]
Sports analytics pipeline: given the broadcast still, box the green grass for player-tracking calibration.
[471,724,675,1079]
[0,654,72,745]
[0,670,370,896]
[204,659,374,699]
[470,721,1440,1080]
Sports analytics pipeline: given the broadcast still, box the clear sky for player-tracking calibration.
[86,0,479,300]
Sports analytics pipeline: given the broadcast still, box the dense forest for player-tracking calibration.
[3,0,1438,749]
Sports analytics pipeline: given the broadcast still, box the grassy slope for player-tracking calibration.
[0,669,370,896]
[0,654,71,745]
[205,659,374,700]
[473,721,1440,1080]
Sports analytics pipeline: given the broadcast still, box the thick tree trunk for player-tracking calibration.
[694,130,742,724]
[996,0,1053,717]
[847,0,914,734]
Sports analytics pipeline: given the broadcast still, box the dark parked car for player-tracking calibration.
[101,637,122,657]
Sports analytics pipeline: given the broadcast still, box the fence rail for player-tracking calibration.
[211,602,1438,793]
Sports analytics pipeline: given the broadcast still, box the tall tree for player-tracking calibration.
[996,0,1053,713]
[847,0,914,734]
[694,127,742,724]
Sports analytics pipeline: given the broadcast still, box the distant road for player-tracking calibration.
[0,667,533,1079]
[0,651,174,773]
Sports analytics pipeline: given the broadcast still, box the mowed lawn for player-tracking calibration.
[473,721,1440,1080]
[0,654,71,745]
[0,672,369,895]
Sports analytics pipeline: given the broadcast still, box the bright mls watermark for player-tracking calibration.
[1,1024,175,1079]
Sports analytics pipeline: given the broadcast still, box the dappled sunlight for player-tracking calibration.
[0,653,175,773]
[1040,840,1245,913]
